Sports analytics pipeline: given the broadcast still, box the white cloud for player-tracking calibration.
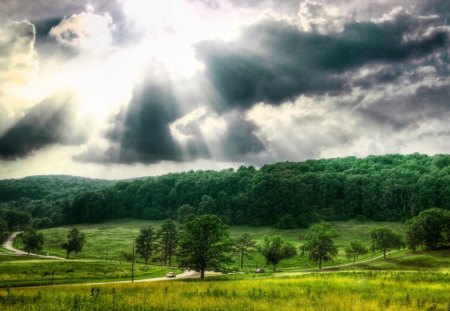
[298,1,346,33]
[49,6,115,54]
[0,20,39,134]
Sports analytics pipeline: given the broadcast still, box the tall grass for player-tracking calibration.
[0,271,448,310]
[0,259,177,287]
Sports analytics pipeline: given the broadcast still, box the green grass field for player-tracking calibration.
[7,218,449,290]
[343,248,450,272]
[14,218,404,271]
[0,271,448,310]
[0,259,179,287]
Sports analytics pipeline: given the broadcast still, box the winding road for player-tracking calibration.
[1,232,215,286]
[1,232,65,260]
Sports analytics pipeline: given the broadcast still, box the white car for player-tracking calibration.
[166,272,176,278]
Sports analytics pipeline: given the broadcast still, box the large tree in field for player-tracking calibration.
[135,226,156,264]
[61,228,85,259]
[178,215,233,279]
[370,227,403,258]
[301,223,338,269]
[157,220,178,266]
[21,228,44,255]
[345,239,368,264]
[259,236,297,272]
[235,233,257,269]
[405,208,450,250]
[405,217,425,251]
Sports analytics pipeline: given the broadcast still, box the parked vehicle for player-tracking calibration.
[166,272,176,278]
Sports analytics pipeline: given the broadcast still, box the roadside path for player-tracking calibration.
[276,251,397,277]
[73,270,222,287]
[1,232,65,260]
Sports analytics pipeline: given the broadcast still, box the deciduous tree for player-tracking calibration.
[301,223,338,269]
[21,228,44,255]
[235,233,256,269]
[405,208,450,250]
[345,240,368,264]
[370,227,403,259]
[61,228,85,259]
[178,215,233,279]
[259,236,297,272]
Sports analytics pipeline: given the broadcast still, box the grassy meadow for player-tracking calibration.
[1,219,449,310]
[5,218,449,293]
[13,218,404,270]
[341,248,450,272]
[0,258,180,287]
[0,271,448,311]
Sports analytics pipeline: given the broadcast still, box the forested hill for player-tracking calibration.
[62,154,450,228]
[0,176,114,227]
[0,175,114,202]
[1,154,450,228]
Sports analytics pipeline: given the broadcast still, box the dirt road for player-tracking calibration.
[1,232,65,260]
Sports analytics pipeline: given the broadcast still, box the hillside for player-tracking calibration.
[0,176,114,227]
[64,153,450,227]
[0,175,114,202]
[1,154,449,228]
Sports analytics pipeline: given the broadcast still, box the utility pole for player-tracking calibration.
[131,242,135,283]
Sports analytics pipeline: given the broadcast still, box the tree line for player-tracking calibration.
[1,154,449,232]
[0,176,114,230]
[64,154,450,227]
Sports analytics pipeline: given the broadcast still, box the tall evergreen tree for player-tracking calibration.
[157,220,178,266]
[135,227,156,264]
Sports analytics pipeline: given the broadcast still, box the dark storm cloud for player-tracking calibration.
[0,92,85,160]
[354,66,404,89]
[357,84,450,131]
[196,15,449,110]
[76,78,201,165]
[113,80,182,164]
[421,0,450,16]
[221,112,265,158]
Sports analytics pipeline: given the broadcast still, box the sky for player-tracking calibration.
[0,0,449,179]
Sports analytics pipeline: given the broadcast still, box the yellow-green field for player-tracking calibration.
[0,259,180,287]
[14,218,404,270]
[0,271,448,310]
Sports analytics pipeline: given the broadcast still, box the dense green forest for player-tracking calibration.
[0,176,114,228]
[1,154,449,229]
